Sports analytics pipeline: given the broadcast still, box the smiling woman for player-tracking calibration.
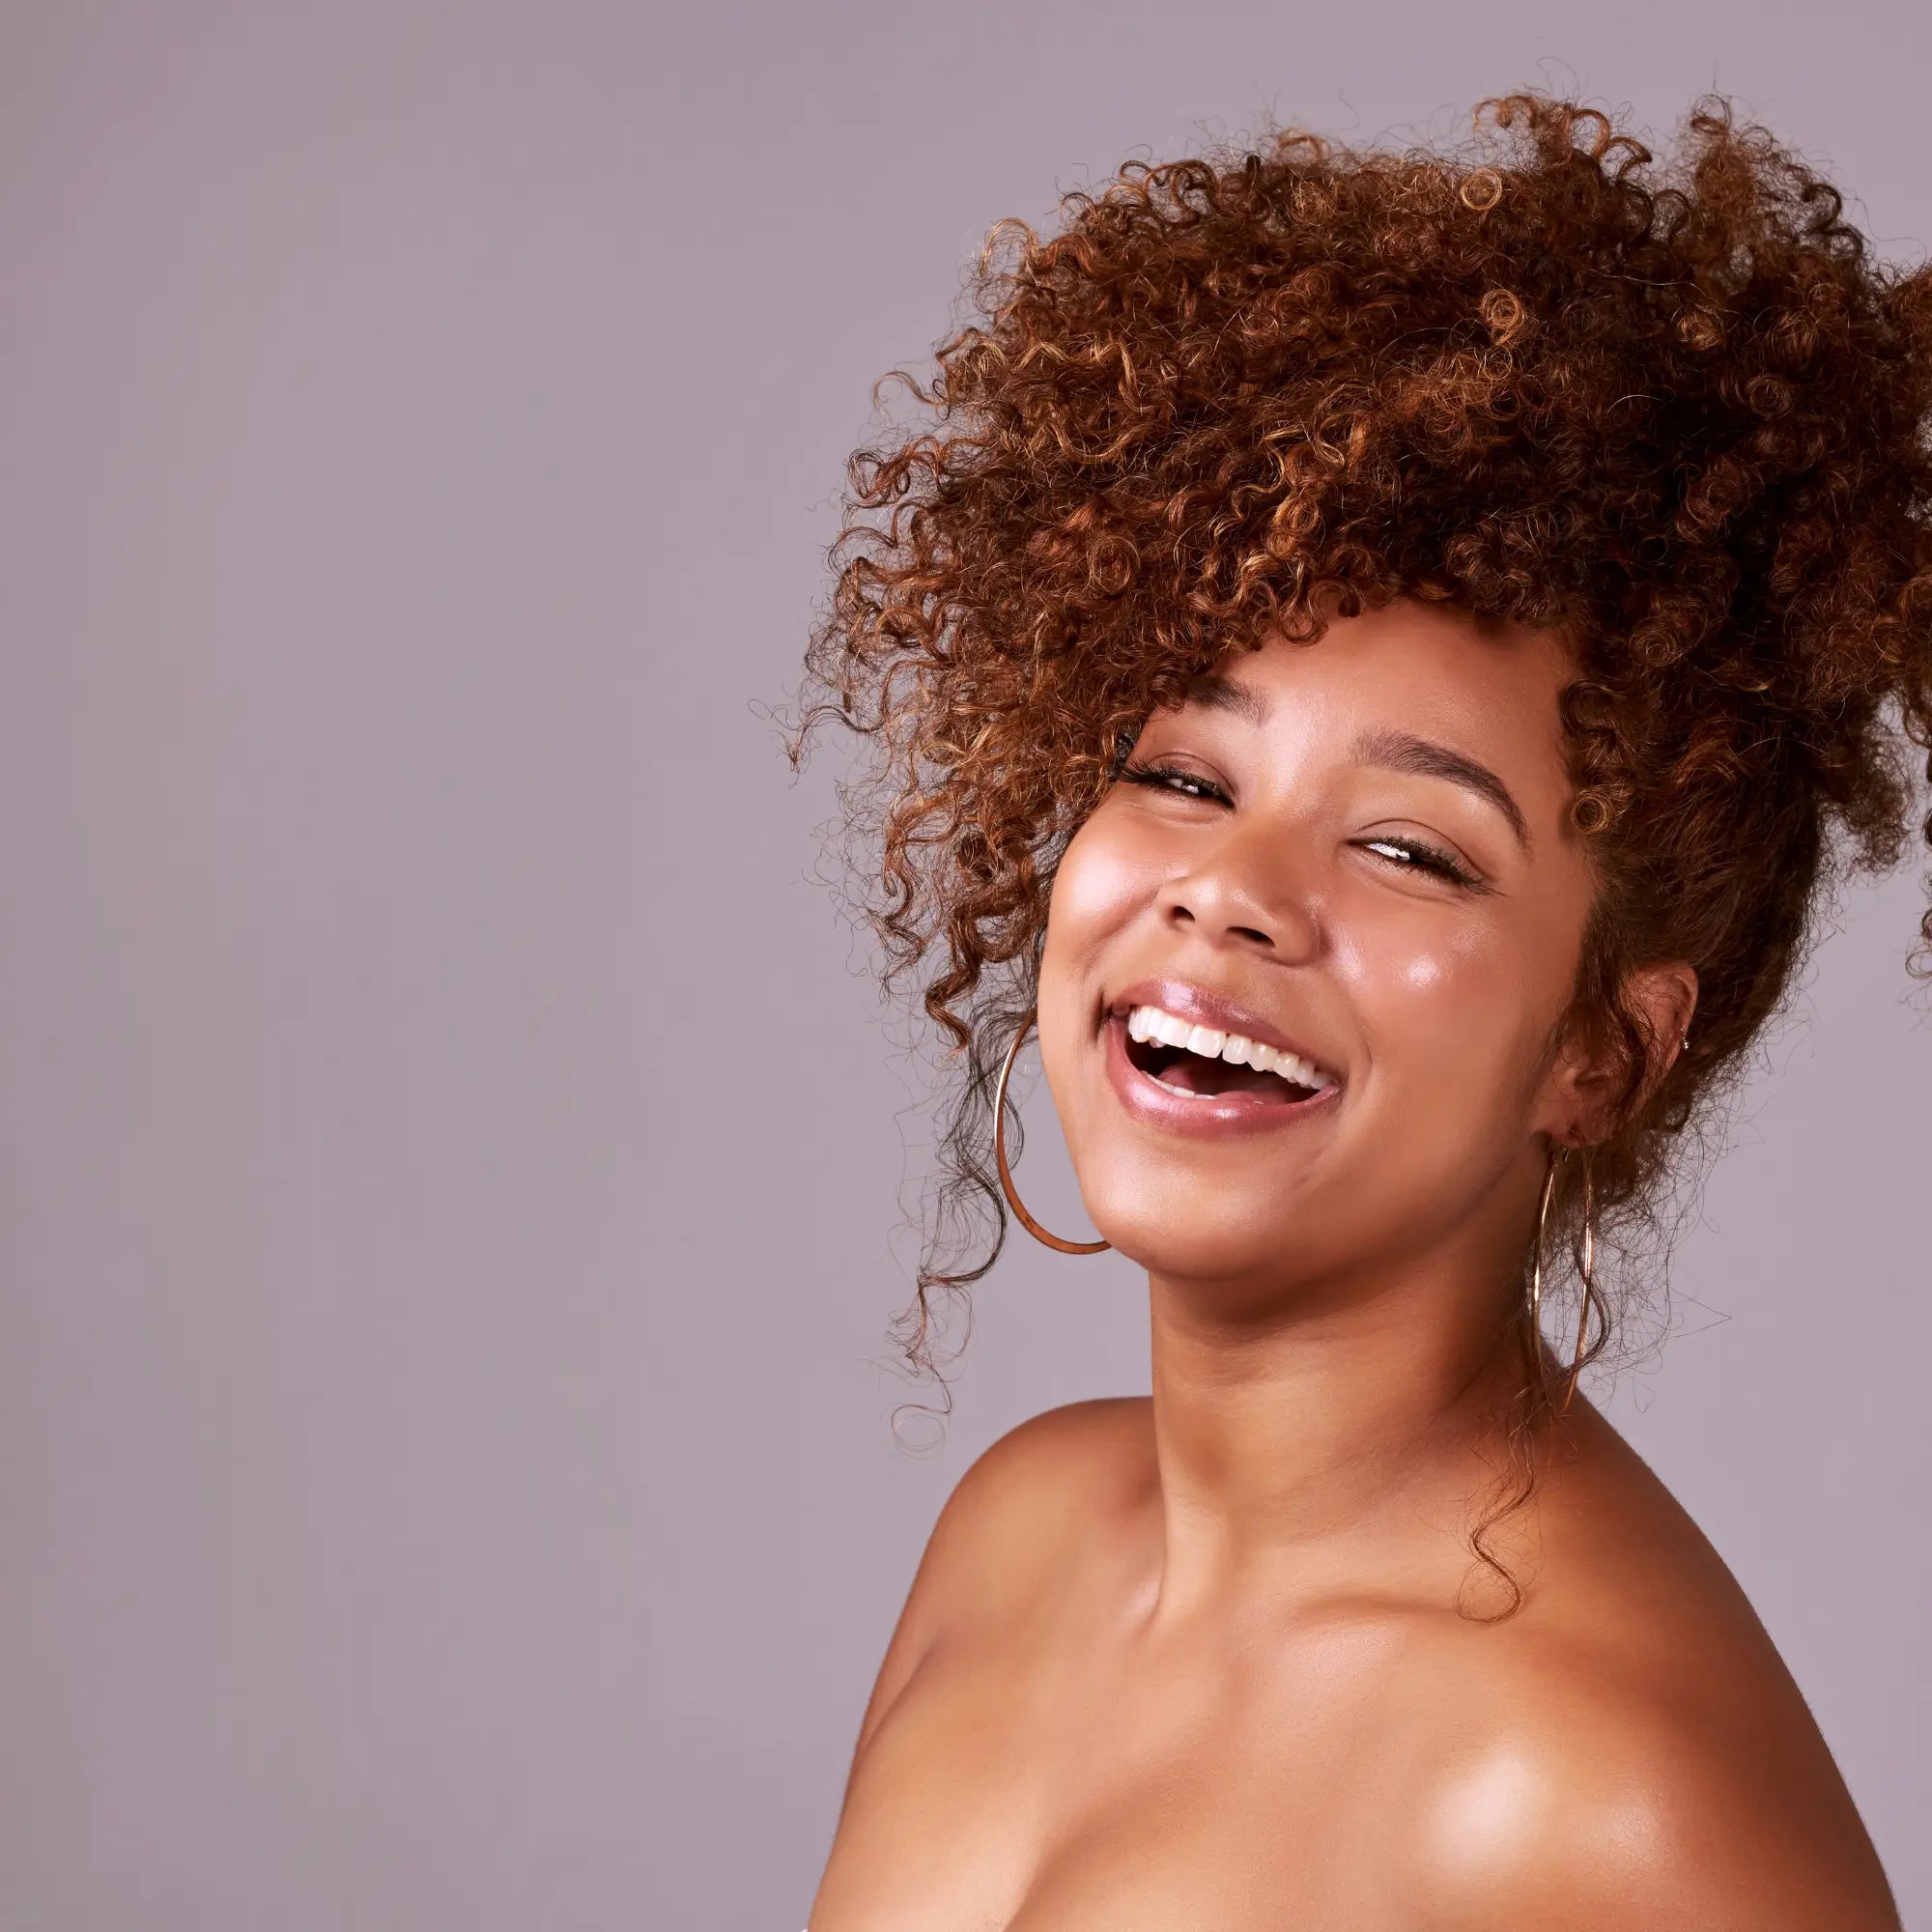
[782,89,1927,1930]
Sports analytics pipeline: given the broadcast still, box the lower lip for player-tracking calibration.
[1101,1011,1343,1140]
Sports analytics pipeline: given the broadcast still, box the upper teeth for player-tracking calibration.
[1125,1005,1335,1091]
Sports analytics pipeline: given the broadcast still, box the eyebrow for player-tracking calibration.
[1351,724,1533,854]
[1184,670,1534,854]
[1187,670,1273,729]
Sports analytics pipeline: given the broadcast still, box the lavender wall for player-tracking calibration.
[1,3,1925,1925]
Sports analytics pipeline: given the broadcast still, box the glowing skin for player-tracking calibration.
[806,601,1899,1932]
[1039,597,1603,1321]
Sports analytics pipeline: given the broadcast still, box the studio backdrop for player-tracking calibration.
[0,2,1925,1928]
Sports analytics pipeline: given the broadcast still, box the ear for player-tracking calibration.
[1540,960,1698,1148]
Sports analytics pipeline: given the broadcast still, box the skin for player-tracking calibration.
[806,597,1901,1931]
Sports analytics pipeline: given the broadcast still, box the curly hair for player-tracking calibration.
[784,90,1932,1598]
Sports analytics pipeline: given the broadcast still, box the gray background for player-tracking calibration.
[1,2,1926,1927]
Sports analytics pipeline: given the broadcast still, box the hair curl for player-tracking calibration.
[784,90,1932,1605]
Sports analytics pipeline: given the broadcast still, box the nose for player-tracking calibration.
[1151,814,1323,959]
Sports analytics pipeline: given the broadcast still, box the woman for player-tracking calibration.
[786,91,1924,1927]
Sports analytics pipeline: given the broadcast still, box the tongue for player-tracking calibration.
[1162,1053,1304,1100]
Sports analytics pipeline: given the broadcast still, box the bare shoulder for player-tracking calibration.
[845,1398,1151,1758]
[1393,1418,1901,1929]
[1404,1629,1901,1929]
[923,1395,1156,1585]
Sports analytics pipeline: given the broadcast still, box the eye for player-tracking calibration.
[1116,759,1230,805]
[1119,762,1490,892]
[1354,835,1483,889]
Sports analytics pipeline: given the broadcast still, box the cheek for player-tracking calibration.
[1335,908,1547,1109]
[1040,813,1154,1003]
[1037,817,1147,1090]
[1046,813,1150,947]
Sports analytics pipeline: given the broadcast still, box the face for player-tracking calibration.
[1036,597,1604,1303]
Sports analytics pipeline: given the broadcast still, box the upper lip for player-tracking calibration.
[1105,977,1344,1085]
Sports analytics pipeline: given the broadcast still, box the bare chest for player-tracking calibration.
[808,1624,1416,1932]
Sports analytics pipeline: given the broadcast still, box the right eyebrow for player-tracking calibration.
[1184,671,1271,729]
[1347,724,1533,855]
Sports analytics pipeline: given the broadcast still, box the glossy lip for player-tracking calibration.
[1099,977,1345,1141]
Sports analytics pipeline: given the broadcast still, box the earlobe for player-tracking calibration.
[1532,1014,1610,1150]
[1549,1046,1613,1150]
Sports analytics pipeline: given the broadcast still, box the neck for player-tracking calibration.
[1139,1179,1542,1627]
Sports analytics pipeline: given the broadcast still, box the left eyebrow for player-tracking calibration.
[1349,724,1532,855]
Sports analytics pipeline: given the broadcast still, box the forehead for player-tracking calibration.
[1167,601,1578,784]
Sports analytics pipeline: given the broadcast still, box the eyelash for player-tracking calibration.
[1115,760,1484,889]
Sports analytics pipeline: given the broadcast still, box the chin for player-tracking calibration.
[1077,1163,1309,1287]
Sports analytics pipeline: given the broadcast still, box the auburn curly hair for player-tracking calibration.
[784,90,1932,1558]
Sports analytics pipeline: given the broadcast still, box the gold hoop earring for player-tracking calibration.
[993,1014,1110,1255]
[1527,1147,1557,1334]
[1563,1154,1600,1413]
[1527,1144,1602,1414]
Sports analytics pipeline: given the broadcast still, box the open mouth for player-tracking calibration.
[1116,1004,1335,1106]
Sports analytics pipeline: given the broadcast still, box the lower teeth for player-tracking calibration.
[1129,1035,1321,1103]
[1149,1070,1302,1101]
